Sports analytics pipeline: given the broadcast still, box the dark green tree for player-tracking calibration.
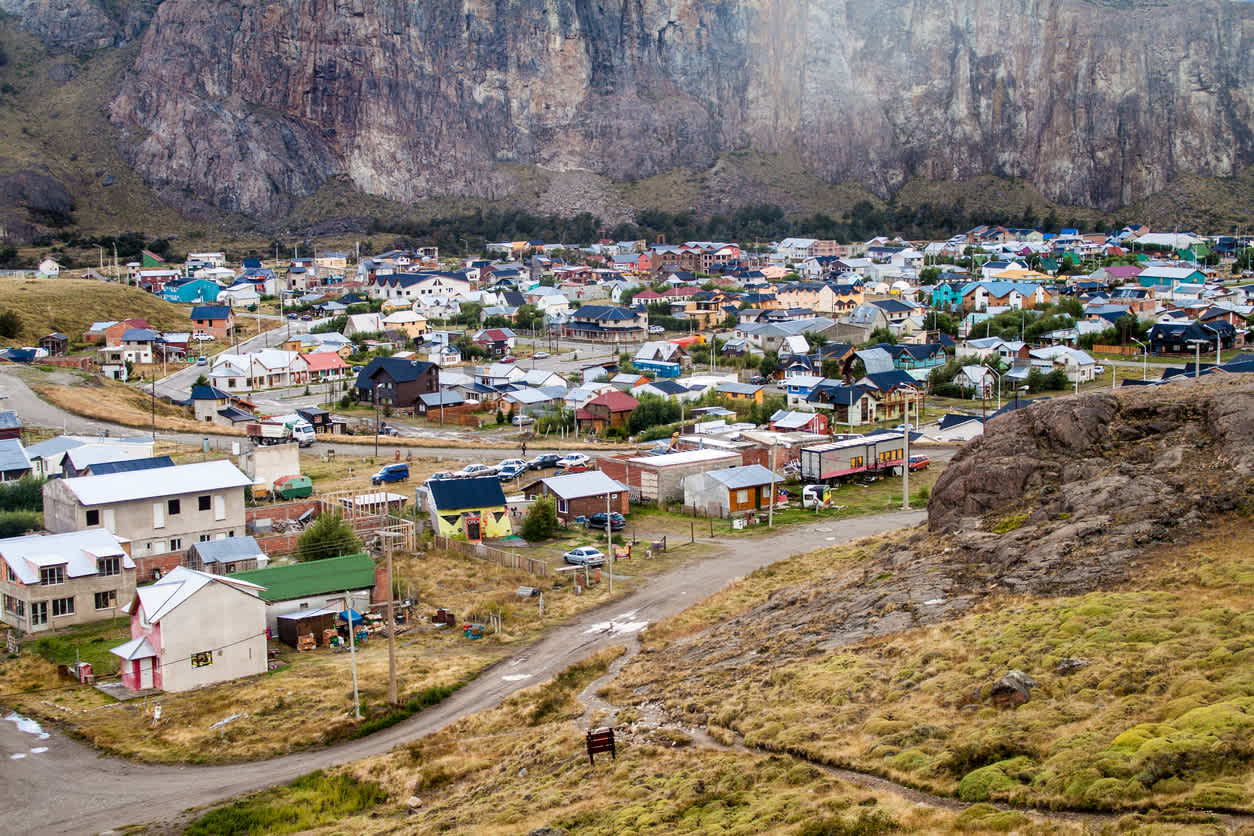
[520,495,559,541]
[294,513,363,562]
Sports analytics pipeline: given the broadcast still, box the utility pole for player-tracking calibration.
[902,396,910,511]
[605,491,613,595]
[385,537,397,706]
[767,440,777,528]
[345,592,360,719]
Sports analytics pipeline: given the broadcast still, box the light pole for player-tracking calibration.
[1187,339,1206,378]
[1200,323,1222,366]
[605,491,613,595]
[373,382,381,458]
[901,396,911,511]
[1130,338,1148,381]
[988,367,1003,413]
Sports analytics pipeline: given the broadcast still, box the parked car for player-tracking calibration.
[192,333,215,342]
[497,463,529,481]
[496,458,528,471]
[648,325,665,334]
[908,455,930,472]
[563,546,606,567]
[501,355,516,363]
[749,375,767,385]
[459,463,496,477]
[286,313,298,320]
[1093,365,1105,375]
[196,356,208,366]
[428,471,456,481]
[527,454,561,470]
[512,414,535,426]
[300,314,312,321]
[533,352,550,359]
[371,463,410,485]
[555,453,589,469]
[585,512,626,531]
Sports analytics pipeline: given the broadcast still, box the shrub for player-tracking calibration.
[294,513,362,562]
[520,495,558,541]
[184,770,386,836]
[0,475,43,512]
[0,310,20,338]
[0,510,41,538]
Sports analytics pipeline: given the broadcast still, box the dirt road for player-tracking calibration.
[0,509,925,835]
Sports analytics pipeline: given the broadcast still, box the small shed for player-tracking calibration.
[683,464,783,518]
[38,333,69,357]
[273,474,313,499]
[275,606,338,648]
[296,407,332,433]
[186,535,269,575]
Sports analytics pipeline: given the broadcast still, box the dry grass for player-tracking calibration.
[34,379,235,434]
[0,278,194,346]
[616,518,1254,815]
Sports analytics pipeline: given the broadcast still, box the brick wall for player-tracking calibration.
[134,550,185,583]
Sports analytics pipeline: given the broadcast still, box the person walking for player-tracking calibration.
[521,441,527,459]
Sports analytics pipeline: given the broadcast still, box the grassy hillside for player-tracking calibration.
[0,277,193,343]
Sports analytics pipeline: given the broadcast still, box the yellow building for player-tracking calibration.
[424,478,512,542]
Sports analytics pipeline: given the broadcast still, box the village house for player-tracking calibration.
[526,471,629,523]
[598,449,742,505]
[0,529,136,633]
[189,305,235,341]
[185,535,268,576]
[354,357,439,407]
[229,553,381,635]
[575,390,639,433]
[42,459,253,580]
[424,477,512,542]
[683,464,782,519]
[110,567,267,692]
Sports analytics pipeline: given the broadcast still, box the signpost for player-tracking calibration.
[585,727,616,765]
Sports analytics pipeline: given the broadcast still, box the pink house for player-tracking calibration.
[111,567,267,692]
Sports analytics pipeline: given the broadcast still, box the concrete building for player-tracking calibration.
[111,567,267,692]
[683,464,783,518]
[43,460,254,580]
[525,471,628,523]
[0,529,135,634]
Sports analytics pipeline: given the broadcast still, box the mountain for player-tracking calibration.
[4,0,1254,225]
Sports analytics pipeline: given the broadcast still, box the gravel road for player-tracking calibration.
[0,509,925,835]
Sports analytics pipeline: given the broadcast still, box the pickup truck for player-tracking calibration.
[246,416,316,448]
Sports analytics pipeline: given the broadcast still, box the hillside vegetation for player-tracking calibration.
[0,278,192,344]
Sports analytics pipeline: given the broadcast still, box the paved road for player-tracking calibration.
[0,509,926,834]
[155,318,311,403]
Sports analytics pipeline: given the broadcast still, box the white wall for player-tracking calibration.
[158,582,266,692]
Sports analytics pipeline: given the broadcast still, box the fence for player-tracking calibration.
[1092,344,1140,356]
[433,535,549,577]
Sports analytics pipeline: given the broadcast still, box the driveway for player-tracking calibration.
[0,509,926,834]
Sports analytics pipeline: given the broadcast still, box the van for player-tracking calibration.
[371,463,410,485]
[290,421,317,448]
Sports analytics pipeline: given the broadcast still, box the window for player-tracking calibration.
[198,495,211,512]
[97,557,120,576]
[51,597,74,617]
[224,563,236,574]
[86,509,100,526]
[213,495,226,521]
[199,534,211,542]
[40,566,64,586]
[30,600,47,626]
[191,651,213,668]
[94,590,117,610]
[557,499,568,514]
[4,563,14,583]
[168,498,181,515]
[169,538,182,552]
[735,489,751,504]
[3,594,23,617]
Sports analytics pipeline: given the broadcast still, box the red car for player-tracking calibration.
[908,455,930,472]
[500,355,516,363]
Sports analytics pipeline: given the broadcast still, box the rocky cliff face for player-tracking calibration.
[93,0,1254,218]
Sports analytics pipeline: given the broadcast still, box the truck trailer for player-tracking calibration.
[799,431,906,483]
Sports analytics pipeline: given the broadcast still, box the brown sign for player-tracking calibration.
[585,727,616,765]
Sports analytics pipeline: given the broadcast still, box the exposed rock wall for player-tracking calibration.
[92,0,1254,218]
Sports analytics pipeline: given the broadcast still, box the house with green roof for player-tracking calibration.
[230,553,380,633]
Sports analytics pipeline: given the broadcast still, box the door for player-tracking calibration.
[139,659,153,690]
[464,515,482,542]
[102,508,116,533]
[152,502,164,529]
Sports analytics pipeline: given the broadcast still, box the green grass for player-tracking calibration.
[30,617,130,677]
[0,278,194,345]
[184,769,387,836]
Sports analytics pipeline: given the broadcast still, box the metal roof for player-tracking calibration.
[84,456,176,476]
[540,471,627,500]
[130,566,264,623]
[60,459,253,506]
[0,438,30,473]
[0,529,132,585]
[626,449,739,466]
[230,553,375,603]
[427,476,507,510]
[189,535,267,564]
[0,410,21,430]
[700,464,782,489]
[110,635,156,661]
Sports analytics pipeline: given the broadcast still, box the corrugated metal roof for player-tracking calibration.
[190,535,267,564]
[701,464,782,489]
[0,410,21,430]
[132,566,264,622]
[84,456,176,476]
[627,449,739,466]
[0,438,30,473]
[60,459,253,506]
[110,635,156,661]
[428,477,507,511]
[230,553,375,603]
[540,471,627,500]
[0,529,132,585]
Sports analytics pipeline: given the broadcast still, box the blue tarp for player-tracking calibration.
[338,609,364,625]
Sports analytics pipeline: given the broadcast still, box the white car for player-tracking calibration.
[648,325,665,334]
[496,458,528,472]
[459,463,497,477]
[192,332,215,342]
[555,453,590,469]
[512,414,535,426]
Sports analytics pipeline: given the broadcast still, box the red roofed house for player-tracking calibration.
[85,318,152,347]
[576,390,639,434]
[303,351,351,382]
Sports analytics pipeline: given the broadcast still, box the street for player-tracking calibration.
[0,509,927,834]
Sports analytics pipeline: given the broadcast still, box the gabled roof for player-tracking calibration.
[189,535,267,565]
[84,456,175,476]
[0,529,132,585]
[58,459,252,505]
[427,476,507,511]
[539,471,628,500]
[356,356,436,386]
[229,553,374,602]
[0,438,30,473]
[585,390,639,412]
[938,413,984,430]
[190,305,232,320]
[700,464,782,490]
[130,566,264,622]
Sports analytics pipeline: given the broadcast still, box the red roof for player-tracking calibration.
[586,390,639,413]
[304,352,349,371]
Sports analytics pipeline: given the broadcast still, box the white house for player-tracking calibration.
[111,567,267,692]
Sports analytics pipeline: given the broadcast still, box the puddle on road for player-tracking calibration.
[3,711,50,740]
[502,674,533,682]
[29,746,47,754]
[10,752,25,759]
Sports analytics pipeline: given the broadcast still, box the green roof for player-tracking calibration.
[229,553,375,603]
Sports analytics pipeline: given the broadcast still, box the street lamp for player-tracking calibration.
[1130,338,1148,381]
[1200,323,1223,367]
[1187,339,1207,379]
[373,382,381,458]
[988,367,1003,412]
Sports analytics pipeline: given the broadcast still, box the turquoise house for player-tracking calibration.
[163,278,222,304]
[929,282,963,311]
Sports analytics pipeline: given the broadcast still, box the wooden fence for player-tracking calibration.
[1092,344,1140,356]
[433,535,549,577]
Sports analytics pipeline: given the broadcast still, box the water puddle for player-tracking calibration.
[3,711,50,740]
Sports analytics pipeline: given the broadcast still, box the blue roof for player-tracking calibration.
[427,476,507,511]
[190,305,231,320]
[85,456,176,475]
[572,305,638,321]
[190,384,232,400]
[0,410,21,430]
[0,438,30,473]
[190,535,265,563]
